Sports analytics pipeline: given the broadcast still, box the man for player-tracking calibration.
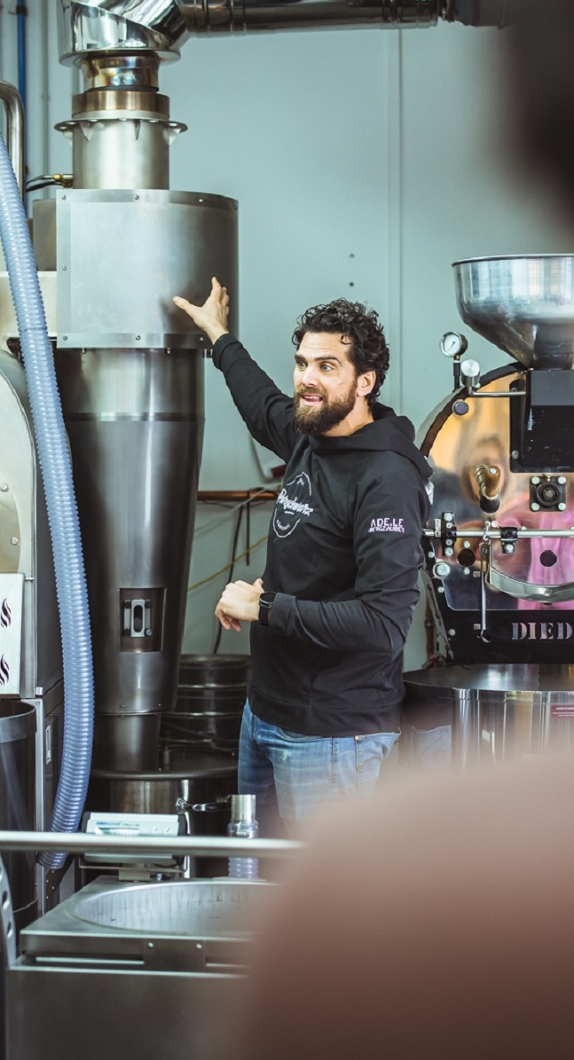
[174,279,431,835]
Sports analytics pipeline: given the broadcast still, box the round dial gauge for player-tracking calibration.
[440,331,468,358]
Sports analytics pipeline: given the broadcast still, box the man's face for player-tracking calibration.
[293,332,363,436]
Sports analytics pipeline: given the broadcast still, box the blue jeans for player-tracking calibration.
[238,700,399,837]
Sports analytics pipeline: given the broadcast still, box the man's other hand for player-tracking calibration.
[173,277,230,346]
[215,578,264,632]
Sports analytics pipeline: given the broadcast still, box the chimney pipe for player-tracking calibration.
[58,0,514,67]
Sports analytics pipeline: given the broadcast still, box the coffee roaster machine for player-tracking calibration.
[403,254,574,768]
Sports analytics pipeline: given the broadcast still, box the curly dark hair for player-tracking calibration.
[292,298,389,409]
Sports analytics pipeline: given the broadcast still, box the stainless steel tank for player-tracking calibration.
[402,664,574,769]
[8,877,273,1060]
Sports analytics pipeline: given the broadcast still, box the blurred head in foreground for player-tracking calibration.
[234,754,574,1060]
[504,0,574,223]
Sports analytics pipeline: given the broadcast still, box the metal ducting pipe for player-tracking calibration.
[177,0,441,33]
[58,1,190,63]
[0,80,24,199]
[57,0,514,62]
[179,0,515,34]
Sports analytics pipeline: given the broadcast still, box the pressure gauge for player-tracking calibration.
[440,331,468,358]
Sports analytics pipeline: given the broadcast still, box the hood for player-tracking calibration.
[308,402,432,480]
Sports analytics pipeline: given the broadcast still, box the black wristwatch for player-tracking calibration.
[258,591,276,627]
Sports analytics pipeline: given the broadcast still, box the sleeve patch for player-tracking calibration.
[368,517,405,534]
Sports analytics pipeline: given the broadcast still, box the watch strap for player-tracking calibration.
[258,591,276,627]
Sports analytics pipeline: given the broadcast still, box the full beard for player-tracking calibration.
[293,385,357,436]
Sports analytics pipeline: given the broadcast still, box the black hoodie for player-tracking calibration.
[212,334,432,736]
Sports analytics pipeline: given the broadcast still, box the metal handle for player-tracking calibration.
[425,526,574,540]
[487,564,574,604]
[0,830,301,859]
[475,464,501,514]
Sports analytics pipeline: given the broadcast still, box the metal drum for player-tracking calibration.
[161,654,249,753]
[179,654,250,687]
[161,710,243,748]
[0,701,36,930]
[402,664,574,769]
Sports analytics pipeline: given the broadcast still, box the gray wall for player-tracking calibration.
[1,7,568,663]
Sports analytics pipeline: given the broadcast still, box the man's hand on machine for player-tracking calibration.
[173,276,230,345]
[215,577,264,632]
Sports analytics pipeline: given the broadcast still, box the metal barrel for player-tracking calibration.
[178,654,251,688]
[161,711,243,747]
[161,654,249,752]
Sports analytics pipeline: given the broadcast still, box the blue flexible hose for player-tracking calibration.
[0,132,94,870]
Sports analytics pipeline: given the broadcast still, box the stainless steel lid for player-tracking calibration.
[404,663,574,694]
[230,794,256,822]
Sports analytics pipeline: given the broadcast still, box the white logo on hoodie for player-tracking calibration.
[273,472,314,538]
[368,517,404,534]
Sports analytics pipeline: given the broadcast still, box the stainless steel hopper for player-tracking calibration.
[453,254,574,369]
